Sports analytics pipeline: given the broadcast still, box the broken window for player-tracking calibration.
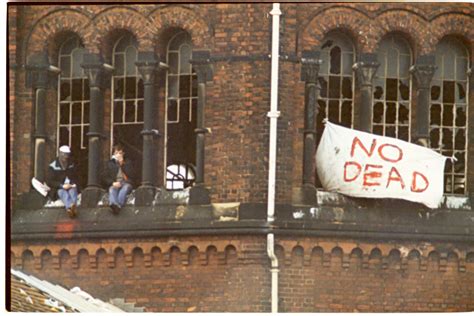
[165,31,197,190]
[57,36,89,187]
[373,34,412,142]
[316,32,355,187]
[111,34,143,177]
[430,37,469,195]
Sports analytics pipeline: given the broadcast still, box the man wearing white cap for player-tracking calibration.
[46,145,79,218]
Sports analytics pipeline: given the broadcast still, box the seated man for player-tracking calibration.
[47,145,79,218]
[103,144,136,214]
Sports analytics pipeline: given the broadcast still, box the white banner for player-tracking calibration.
[315,121,448,208]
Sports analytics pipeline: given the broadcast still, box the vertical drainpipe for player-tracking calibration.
[267,3,281,313]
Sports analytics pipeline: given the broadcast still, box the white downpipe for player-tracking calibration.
[267,3,281,313]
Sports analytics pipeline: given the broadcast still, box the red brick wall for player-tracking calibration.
[11,236,474,312]
[10,3,473,204]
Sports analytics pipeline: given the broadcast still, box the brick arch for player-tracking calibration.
[299,6,370,53]
[25,9,91,61]
[148,5,213,50]
[430,13,474,56]
[89,6,154,53]
[374,10,429,55]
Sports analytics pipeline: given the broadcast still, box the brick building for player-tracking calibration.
[8,2,474,312]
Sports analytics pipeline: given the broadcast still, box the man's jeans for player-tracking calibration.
[58,187,78,209]
[109,182,133,207]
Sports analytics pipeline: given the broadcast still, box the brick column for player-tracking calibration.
[354,53,379,132]
[135,52,160,206]
[298,50,322,205]
[22,52,58,209]
[189,50,213,205]
[81,53,107,207]
[411,54,437,147]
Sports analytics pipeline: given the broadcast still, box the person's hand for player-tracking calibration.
[115,153,124,163]
[113,181,122,188]
[63,183,72,190]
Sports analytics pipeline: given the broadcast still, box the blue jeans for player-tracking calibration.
[57,187,78,209]
[109,182,132,207]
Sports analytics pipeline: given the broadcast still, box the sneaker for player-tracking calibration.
[109,204,120,215]
[70,204,77,217]
[66,208,75,218]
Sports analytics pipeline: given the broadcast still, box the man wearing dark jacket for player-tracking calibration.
[102,144,135,214]
[47,145,79,218]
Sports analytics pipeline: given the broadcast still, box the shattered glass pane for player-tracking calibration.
[442,128,453,150]
[430,128,440,148]
[373,85,384,100]
[329,76,340,98]
[430,104,441,126]
[385,126,396,138]
[328,100,339,123]
[373,102,383,123]
[373,125,383,136]
[330,46,341,74]
[455,105,466,127]
[386,78,398,101]
[454,151,465,173]
[453,176,465,194]
[398,103,409,124]
[454,128,466,150]
[398,126,409,141]
[385,102,396,124]
[442,104,453,126]
[431,85,441,101]
[318,77,328,98]
[341,101,352,127]
[341,77,352,99]
[399,80,409,100]
[456,82,466,103]
[444,175,452,193]
[443,81,455,103]
[59,103,69,125]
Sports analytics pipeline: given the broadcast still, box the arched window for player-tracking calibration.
[57,36,89,186]
[373,34,412,141]
[430,37,469,195]
[316,32,355,187]
[165,31,197,190]
[317,32,355,136]
[111,34,143,174]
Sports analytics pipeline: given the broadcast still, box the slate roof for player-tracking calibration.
[10,269,124,313]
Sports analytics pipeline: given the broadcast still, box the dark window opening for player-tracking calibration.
[165,31,197,190]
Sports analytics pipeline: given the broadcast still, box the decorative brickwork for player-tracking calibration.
[10,237,474,312]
